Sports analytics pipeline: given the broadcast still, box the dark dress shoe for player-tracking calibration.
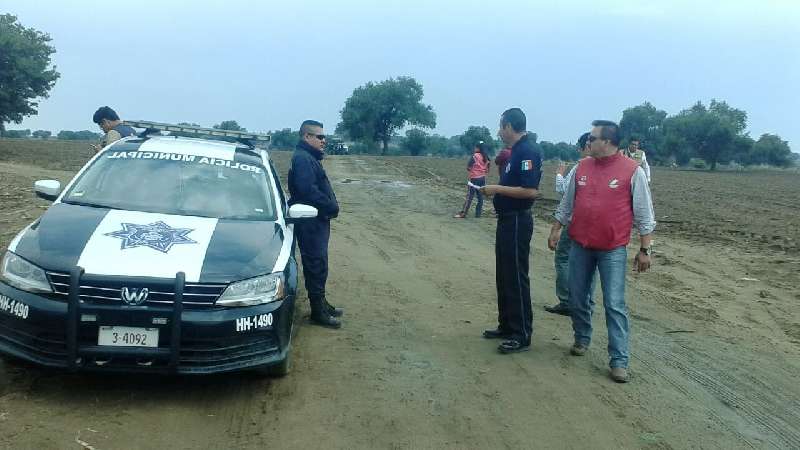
[482,328,511,339]
[498,339,530,354]
[544,303,571,316]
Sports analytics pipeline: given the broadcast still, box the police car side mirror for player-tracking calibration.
[34,180,61,202]
[286,204,318,223]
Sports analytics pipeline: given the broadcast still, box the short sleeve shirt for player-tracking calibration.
[100,130,122,147]
[493,134,543,211]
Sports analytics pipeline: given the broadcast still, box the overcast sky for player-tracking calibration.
[5,0,799,150]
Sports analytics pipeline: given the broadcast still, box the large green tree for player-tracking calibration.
[662,132,691,166]
[751,133,793,167]
[619,102,668,162]
[708,99,747,134]
[269,128,298,150]
[730,134,756,166]
[426,134,450,156]
[663,101,746,170]
[539,141,578,161]
[336,76,436,155]
[458,125,496,155]
[402,129,429,156]
[0,14,60,136]
[213,120,246,131]
[3,128,30,138]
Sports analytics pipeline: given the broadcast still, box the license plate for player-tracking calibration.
[98,326,159,348]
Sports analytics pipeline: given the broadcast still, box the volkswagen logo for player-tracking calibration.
[120,287,149,306]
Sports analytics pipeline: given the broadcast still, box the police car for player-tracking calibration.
[0,121,317,376]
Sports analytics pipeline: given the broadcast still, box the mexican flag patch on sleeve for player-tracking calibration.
[521,160,533,171]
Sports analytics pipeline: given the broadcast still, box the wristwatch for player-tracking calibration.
[639,247,651,256]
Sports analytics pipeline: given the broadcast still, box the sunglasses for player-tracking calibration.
[307,133,326,140]
[588,135,603,143]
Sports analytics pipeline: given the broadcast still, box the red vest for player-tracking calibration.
[468,153,489,178]
[568,152,639,250]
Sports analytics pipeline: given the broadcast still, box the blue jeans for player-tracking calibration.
[569,244,629,368]
[554,226,597,307]
[554,226,572,306]
[461,177,485,217]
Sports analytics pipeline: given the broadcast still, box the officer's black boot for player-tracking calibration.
[324,296,343,317]
[309,295,341,329]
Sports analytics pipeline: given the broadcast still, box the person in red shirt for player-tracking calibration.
[454,142,491,218]
[547,120,656,383]
[494,146,512,176]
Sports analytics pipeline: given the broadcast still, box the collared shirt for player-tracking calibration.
[555,165,577,195]
[638,151,651,183]
[624,149,651,183]
[554,161,656,236]
[492,134,542,212]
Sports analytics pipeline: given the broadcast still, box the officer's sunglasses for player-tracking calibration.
[307,133,326,141]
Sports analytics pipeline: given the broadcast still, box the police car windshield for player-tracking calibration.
[62,150,277,221]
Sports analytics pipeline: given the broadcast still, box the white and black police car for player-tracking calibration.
[0,121,317,376]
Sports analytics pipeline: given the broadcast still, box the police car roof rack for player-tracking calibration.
[126,120,271,149]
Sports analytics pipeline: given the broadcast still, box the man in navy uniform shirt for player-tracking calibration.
[480,108,542,353]
[288,120,342,329]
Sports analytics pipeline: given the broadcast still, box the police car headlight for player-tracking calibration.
[216,273,285,307]
[1,251,53,293]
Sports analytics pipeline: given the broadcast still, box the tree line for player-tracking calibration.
[1,128,103,140]
[333,78,795,169]
[619,101,794,169]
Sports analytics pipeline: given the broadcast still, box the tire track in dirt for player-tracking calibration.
[634,322,800,449]
[626,238,800,449]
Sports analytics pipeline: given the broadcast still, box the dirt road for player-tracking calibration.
[1,155,799,449]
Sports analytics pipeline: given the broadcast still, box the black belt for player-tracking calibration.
[496,209,531,218]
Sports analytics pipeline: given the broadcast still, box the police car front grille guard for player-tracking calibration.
[66,266,185,371]
[47,272,225,307]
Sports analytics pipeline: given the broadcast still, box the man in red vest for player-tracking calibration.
[547,120,656,383]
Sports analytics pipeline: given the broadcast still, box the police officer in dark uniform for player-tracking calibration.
[480,108,542,353]
[288,120,342,329]
[91,106,136,152]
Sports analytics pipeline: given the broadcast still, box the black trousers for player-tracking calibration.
[295,218,330,298]
[495,210,534,344]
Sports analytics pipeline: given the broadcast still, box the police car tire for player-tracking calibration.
[255,352,291,378]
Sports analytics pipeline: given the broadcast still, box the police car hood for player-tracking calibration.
[10,203,286,284]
